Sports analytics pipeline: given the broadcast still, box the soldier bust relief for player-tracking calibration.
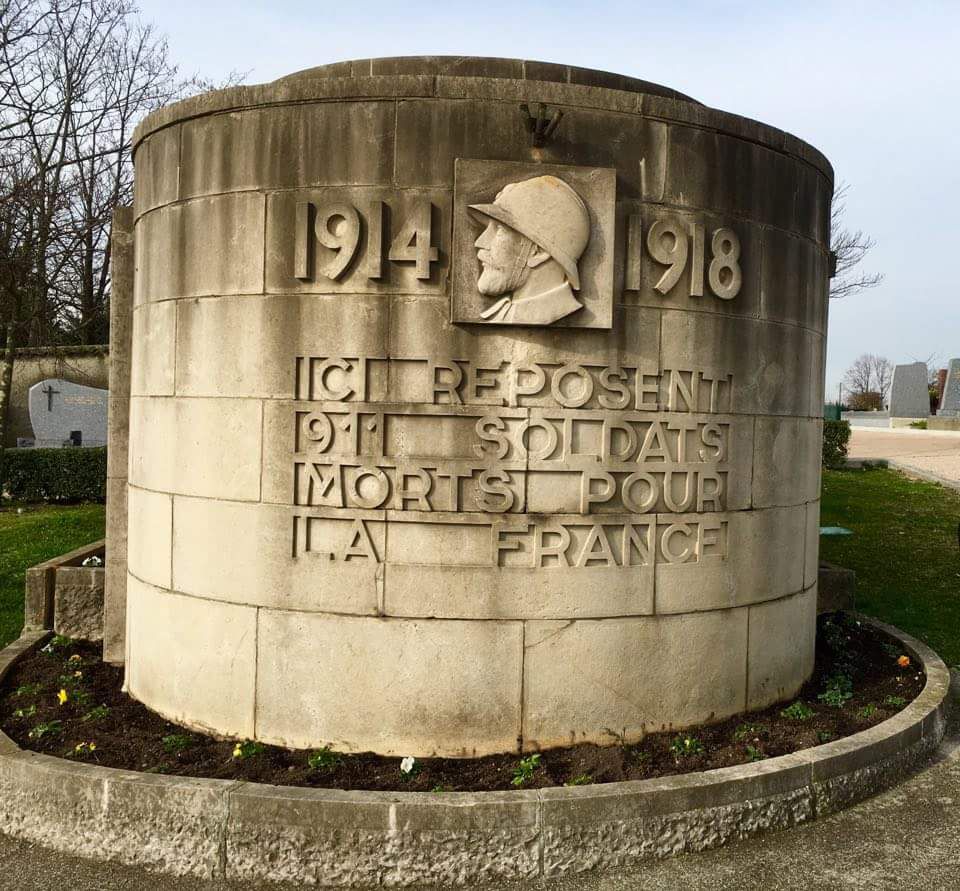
[470,176,590,326]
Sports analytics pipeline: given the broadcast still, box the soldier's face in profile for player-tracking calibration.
[474,219,532,297]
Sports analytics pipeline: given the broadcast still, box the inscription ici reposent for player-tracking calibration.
[289,355,736,572]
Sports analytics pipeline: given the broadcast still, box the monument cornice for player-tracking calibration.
[132,57,833,184]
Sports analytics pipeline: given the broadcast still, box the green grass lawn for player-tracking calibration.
[0,503,105,647]
[820,467,960,666]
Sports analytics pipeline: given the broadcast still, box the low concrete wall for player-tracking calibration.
[0,615,948,886]
[818,562,855,613]
[929,417,960,432]
[842,411,890,429]
[23,540,105,642]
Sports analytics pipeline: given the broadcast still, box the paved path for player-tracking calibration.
[849,427,960,489]
[2,718,960,890]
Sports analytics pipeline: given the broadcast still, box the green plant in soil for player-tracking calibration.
[780,701,815,721]
[12,704,36,719]
[56,679,90,709]
[162,733,194,755]
[28,720,62,740]
[431,785,449,794]
[820,616,857,674]
[669,735,705,759]
[884,695,907,709]
[13,683,42,698]
[42,635,73,653]
[733,722,766,741]
[307,746,342,772]
[232,740,266,760]
[745,745,765,762]
[617,745,651,771]
[565,774,593,786]
[57,671,85,689]
[857,704,878,719]
[820,467,960,665]
[511,753,542,787]
[817,730,836,743]
[81,705,110,723]
[818,672,854,708]
[67,741,97,759]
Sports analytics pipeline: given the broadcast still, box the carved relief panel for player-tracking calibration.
[450,159,617,328]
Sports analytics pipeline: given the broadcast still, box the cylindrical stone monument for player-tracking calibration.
[125,57,831,756]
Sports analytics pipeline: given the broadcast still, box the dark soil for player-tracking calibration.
[0,613,925,792]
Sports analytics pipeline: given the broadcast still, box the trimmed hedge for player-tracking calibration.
[0,447,106,502]
[822,420,851,469]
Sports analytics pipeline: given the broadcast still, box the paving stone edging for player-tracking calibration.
[0,615,948,887]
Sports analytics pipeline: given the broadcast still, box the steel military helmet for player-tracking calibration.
[469,175,590,289]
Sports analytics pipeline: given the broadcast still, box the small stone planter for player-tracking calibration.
[0,614,949,886]
[23,540,105,642]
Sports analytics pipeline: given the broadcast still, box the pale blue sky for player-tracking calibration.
[136,0,960,397]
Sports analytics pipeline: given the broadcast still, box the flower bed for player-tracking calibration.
[0,613,924,792]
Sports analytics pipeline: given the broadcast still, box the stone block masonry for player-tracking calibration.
[121,57,833,757]
[104,207,133,664]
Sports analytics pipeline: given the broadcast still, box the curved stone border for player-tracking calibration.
[0,615,948,886]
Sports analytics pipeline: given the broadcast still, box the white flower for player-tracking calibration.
[400,756,416,774]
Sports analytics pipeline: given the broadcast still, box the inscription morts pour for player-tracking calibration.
[288,355,738,573]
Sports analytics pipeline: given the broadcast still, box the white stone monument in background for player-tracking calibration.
[939,359,960,417]
[888,362,930,425]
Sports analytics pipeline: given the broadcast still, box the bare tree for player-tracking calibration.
[0,0,236,457]
[52,11,181,343]
[830,182,883,300]
[869,355,894,401]
[843,353,874,395]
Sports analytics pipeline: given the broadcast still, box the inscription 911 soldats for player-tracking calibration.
[290,355,735,571]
